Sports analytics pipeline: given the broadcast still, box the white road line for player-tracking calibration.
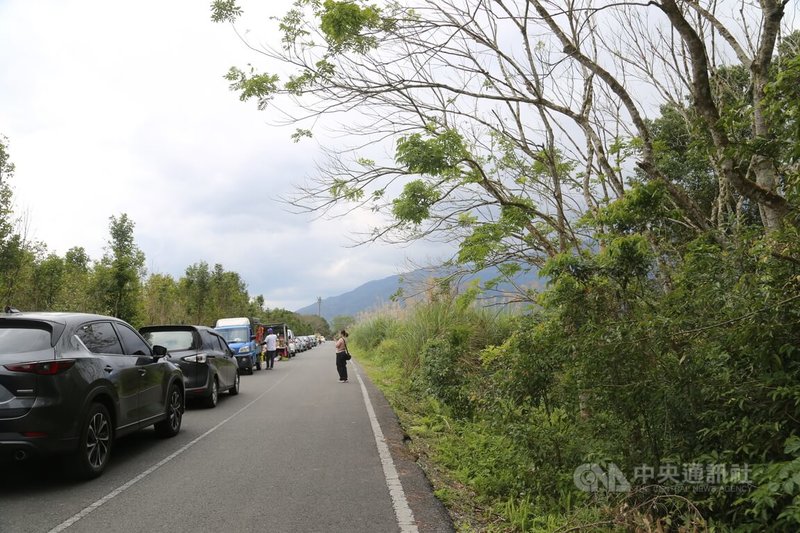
[353,362,419,533]
[48,372,290,533]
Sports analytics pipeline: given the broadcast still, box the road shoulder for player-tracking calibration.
[357,365,456,533]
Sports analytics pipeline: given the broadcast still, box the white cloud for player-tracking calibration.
[0,0,452,312]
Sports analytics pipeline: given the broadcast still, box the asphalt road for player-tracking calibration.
[0,342,453,533]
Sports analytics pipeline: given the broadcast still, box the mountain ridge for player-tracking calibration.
[295,266,543,322]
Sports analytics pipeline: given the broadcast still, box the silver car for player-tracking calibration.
[0,312,185,479]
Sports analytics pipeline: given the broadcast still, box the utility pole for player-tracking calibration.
[317,296,322,317]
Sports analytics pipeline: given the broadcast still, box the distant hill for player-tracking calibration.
[295,266,544,323]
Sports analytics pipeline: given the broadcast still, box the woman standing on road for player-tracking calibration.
[335,330,349,383]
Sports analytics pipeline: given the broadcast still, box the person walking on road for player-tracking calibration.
[263,328,278,369]
[335,330,350,382]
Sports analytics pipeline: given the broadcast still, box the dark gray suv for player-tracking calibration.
[0,312,185,479]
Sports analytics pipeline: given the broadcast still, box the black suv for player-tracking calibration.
[0,312,185,479]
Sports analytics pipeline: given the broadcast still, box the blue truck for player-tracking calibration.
[214,317,261,374]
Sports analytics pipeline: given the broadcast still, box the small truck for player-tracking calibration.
[215,317,261,374]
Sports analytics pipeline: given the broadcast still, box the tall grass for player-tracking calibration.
[349,298,563,531]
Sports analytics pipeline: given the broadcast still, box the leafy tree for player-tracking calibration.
[54,246,93,311]
[208,263,250,319]
[0,135,26,308]
[32,254,65,310]
[214,1,797,294]
[93,214,146,324]
[181,261,212,325]
[297,313,331,338]
[142,273,185,325]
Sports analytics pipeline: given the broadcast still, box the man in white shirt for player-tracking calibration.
[263,328,278,369]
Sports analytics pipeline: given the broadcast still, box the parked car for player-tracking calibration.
[0,311,185,479]
[140,325,239,408]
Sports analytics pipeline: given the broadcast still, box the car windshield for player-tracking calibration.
[142,330,194,351]
[216,327,248,343]
[0,325,53,354]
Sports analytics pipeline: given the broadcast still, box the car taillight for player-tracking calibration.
[4,360,76,375]
[182,354,207,364]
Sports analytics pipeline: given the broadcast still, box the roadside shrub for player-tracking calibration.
[418,337,472,417]
[350,313,397,350]
[435,419,534,502]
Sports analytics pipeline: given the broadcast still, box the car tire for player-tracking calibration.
[68,402,113,480]
[229,372,240,396]
[204,377,219,408]
[154,384,183,438]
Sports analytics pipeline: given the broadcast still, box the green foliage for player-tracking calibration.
[347,223,800,531]
[224,66,280,110]
[93,214,146,325]
[349,313,397,349]
[418,337,471,417]
[319,0,382,53]
[391,180,440,224]
[329,178,364,201]
[0,135,26,307]
[737,436,800,530]
[456,223,505,269]
[764,38,800,196]
[395,129,468,178]
[210,0,242,23]
[590,180,670,235]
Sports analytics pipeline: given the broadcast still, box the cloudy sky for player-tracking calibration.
[0,0,445,311]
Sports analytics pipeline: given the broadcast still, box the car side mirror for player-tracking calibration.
[152,345,169,358]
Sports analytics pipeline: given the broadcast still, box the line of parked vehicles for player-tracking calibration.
[0,311,324,480]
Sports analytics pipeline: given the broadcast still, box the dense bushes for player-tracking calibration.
[350,226,800,531]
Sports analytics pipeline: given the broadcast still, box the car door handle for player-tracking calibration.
[138,368,147,375]
[104,365,113,373]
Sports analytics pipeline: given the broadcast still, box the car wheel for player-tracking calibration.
[229,372,240,396]
[204,377,219,408]
[246,363,254,375]
[68,402,113,480]
[154,384,183,438]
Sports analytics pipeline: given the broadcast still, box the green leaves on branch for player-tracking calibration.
[319,0,383,53]
[224,67,279,110]
[457,223,505,269]
[589,181,670,235]
[390,129,474,226]
[210,0,242,23]
[392,180,439,225]
[396,129,469,178]
[285,59,335,95]
[541,234,652,296]
[291,128,313,142]
[330,178,364,201]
